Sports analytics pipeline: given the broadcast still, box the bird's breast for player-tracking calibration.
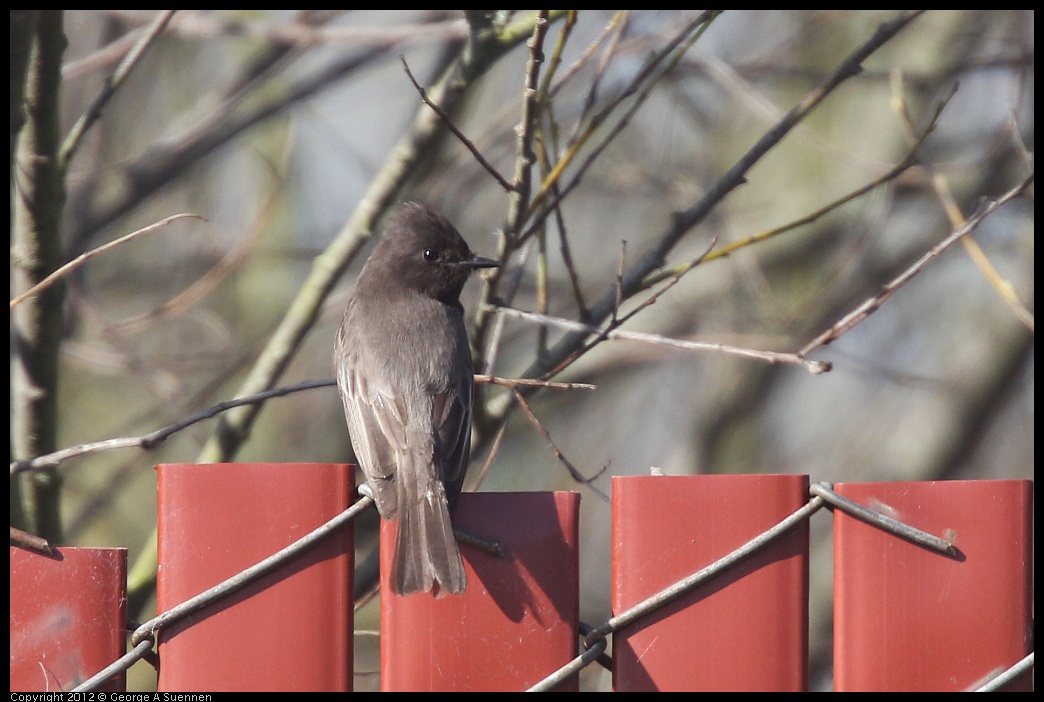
[348,294,471,394]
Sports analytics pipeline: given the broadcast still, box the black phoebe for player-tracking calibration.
[334,201,499,595]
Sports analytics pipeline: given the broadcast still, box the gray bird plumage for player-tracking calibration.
[334,201,498,595]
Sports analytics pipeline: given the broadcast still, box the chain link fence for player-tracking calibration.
[11,472,1032,692]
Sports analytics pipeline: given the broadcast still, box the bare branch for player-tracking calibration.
[496,307,831,375]
[504,9,551,239]
[401,55,513,192]
[60,10,177,165]
[544,236,717,379]
[798,175,1034,357]
[476,374,594,391]
[468,421,508,495]
[511,388,610,502]
[10,213,205,310]
[154,11,467,48]
[10,379,334,475]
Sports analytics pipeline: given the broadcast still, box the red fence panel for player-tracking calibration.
[833,479,1033,691]
[156,462,354,692]
[10,546,127,692]
[380,491,580,691]
[611,474,810,691]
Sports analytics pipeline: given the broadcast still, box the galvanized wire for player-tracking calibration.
[808,481,958,556]
[971,652,1034,692]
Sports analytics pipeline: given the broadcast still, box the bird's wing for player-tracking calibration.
[432,372,472,508]
[335,343,408,520]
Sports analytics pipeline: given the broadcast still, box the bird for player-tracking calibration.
[334,201,499,595]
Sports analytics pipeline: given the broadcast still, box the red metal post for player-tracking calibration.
[10,546,127,691]
[833,480,1033,691]
[612,474,810,691]
[380,491,580,691]
[156,463,354,692]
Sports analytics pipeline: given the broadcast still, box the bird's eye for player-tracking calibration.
[422,249,439,262]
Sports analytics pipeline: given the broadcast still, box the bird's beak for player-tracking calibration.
[457,255,500,269]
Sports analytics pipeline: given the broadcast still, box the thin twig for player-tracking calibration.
[10,213,205,310]
[611,240,626,325]
[798,175,1033,357]
[475,374,594,390]
[549,231,686,380]
[542,236,749,379]
[547,11,623,101]
[495,307,831,375]
[401,56,513,192]
[61,10,177,165]
[511,388,610,502]
[932,173,1034,330]
[467,420,508,495]
[619,236,717,328]
[537,10,578,102]
[503,11,554,359]
[552,184,590,320]
[505,9,550,238]
[536,228,550,356]
[10,379,334,475]
[566,11,630,146]
[535,12,589,319]
[890,73,1036,334]
[480,236,535,376]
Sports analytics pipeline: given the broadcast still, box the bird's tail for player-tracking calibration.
[393,476,467,596]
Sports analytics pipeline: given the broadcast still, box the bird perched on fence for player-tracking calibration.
[334,201,499,595]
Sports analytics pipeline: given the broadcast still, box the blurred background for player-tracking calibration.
[11,10,1033,691]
